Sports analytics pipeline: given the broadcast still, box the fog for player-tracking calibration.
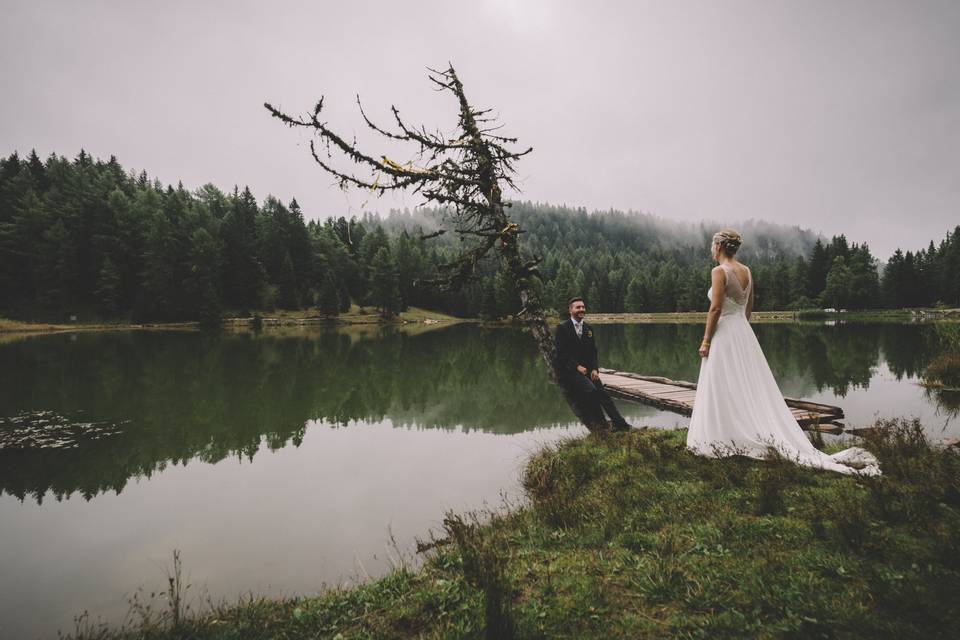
[2,0,958,257]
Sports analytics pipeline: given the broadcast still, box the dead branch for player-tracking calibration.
[266,65,608,431]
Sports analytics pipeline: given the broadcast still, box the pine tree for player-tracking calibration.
[624,276,646,312]
[943,227,960,306]
[287,198,313,304]
[479,277,498,319]
[0,188,46,310]
[493,269,517,318]
[551,261,578,315]
[394,231,421,311]
[369,247,401,318]
[823,256,853,309]
[221,187,266,312]
[775,260,793,310]
[807,239,830,299]
[788,256,810,309]
[847,244,879,309]
[276,251,299,309]
[318,275,340,318]
[94,256,122,315]
[108,188,140,311]
[26,149,48,191]
[184,227,222,325]
[338,282,352,312]
[140,201,177,318]
[37,216,77,313]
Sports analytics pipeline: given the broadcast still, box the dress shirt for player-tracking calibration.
[572,318,583,338]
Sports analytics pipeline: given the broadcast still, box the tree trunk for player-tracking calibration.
[267,66,611,432]
[490,199,609,432]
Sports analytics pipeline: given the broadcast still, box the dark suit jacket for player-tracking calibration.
[554,318,599,381]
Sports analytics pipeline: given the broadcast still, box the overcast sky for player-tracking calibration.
[2,0,958,258]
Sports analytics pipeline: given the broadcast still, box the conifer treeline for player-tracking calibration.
[0,150,459,321]
[0,151,957,322]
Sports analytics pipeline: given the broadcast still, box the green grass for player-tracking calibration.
[0,307,463,342]
[233,305,463,323]
[65,419,960,639]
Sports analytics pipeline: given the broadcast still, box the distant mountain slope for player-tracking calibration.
[380,201,820,263]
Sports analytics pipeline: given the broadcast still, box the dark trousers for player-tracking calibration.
[560,372,628,427]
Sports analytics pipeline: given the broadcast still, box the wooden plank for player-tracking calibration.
[802,423,845,434]
[623,389,689,402]
[600,370,700,390]
[608,378,671,389]
[606,385,688,402]
[601,368,846,432]
[614,382,673,392]
[609,379,679,389]
[609,386,694,402]
[659,391,697,402]
[601,368,845,417]
[783,396,844,416]
[653,389,697,397]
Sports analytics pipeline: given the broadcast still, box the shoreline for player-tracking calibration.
[1,308,953,340]
[0,307,468,341]
[61,421,960,639]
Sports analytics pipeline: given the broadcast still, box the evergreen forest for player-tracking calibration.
[1,150,958,323]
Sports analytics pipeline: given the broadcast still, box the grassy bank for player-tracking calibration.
[67,420,959,639]
[0,307,463,339]
[4,308,953,338]
[0,317,198,334]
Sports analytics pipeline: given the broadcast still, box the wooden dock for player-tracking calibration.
[599,368,846,432]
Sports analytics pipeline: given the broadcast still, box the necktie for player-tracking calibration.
[575,322,582,338]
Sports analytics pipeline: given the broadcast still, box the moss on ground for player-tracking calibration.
[67,420,960,639]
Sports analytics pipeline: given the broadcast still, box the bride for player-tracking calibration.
[686,229,880,476]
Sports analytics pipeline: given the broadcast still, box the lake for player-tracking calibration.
[1,321,957,638]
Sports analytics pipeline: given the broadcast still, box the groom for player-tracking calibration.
[554,297,632,432]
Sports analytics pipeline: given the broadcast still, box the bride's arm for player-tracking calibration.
[746,278,755,321]
[700,267,725,357]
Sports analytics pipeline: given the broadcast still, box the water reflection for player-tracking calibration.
[598,322,944,397]
[0,321,957,638]
[0,326,571,502]
[0,322,953,503]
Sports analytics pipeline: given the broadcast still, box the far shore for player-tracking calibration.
[0,306,465,339]
[2,307,955,340]
[580,308,945,324]
[58,421,960,640]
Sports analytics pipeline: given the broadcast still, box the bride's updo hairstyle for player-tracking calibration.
[712,229,742,257]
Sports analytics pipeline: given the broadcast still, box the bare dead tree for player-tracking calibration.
[265,65,608,431]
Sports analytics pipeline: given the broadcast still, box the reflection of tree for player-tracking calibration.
[0,327,573,501]
[598,324,704,383]
[596,322,939,398]
[925,388,960,419]
[0,322,944,502]
[759,324,878,397]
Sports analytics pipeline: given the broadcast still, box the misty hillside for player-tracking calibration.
[379,202,820,263]
[4,149,954,322]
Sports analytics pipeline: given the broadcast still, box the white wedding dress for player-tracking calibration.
[686,263,880,476]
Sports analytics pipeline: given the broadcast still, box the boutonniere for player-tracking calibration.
[586,330,593,338]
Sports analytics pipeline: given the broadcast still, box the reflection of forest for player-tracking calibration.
[596,321,940,398]
[0,322,942,502]
[0,326,573,501]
